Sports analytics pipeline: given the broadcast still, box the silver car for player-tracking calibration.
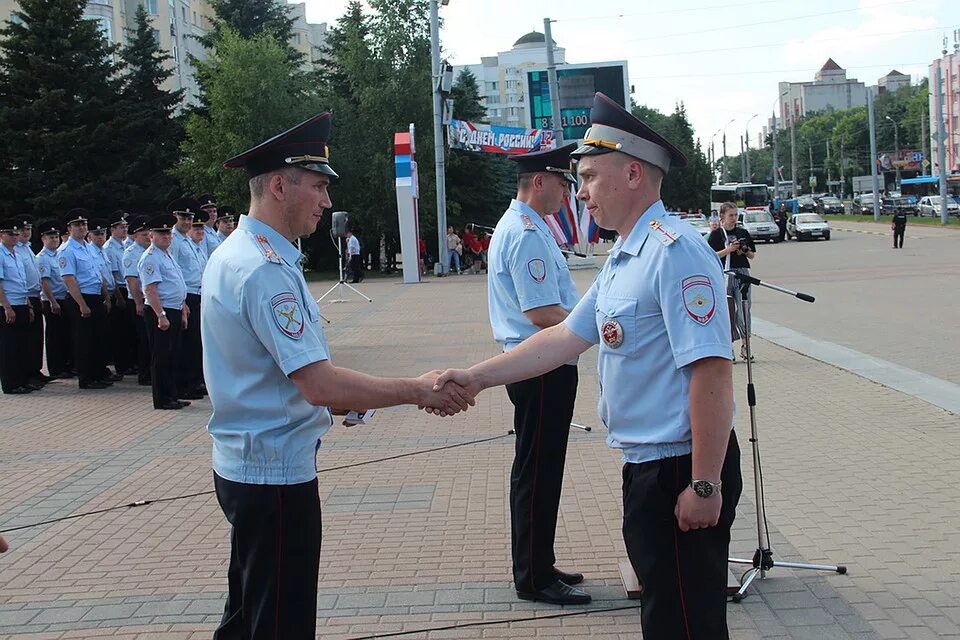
[918,196,960,217]
[738,210,779,243]
[786,213,831,241]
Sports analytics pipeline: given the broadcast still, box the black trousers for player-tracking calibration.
[622,430,742,640]
[110,287,134,374]
[62,293,107,386]
[41,299,71,377]
[213,474,322,640]
[128,299,150,383]
[893,226,905,248]
[178,293,203,393]
[144,306,182,408]
[0,305,30,392]
[349,254,363,282]
[25,297,43,380]
[505,364,578,592]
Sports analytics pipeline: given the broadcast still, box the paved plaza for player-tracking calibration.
[1,222,959,639]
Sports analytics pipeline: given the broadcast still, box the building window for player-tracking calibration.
[293,33,301,44]
[151,28,160,45]
[172,45,179,62]
[192,10,197,25]
[146,0,158,15]
[181,6,186,20]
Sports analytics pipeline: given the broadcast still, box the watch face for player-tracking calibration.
[693,480,714,498]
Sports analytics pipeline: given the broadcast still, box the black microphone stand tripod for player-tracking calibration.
[724,269,847,602]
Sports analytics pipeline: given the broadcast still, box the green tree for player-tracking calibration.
[200,0,296,54]
[0,0,126,216]
[174,28,322,207]
[116,4,184,210]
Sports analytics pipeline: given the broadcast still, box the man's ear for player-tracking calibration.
[269,172,286,201]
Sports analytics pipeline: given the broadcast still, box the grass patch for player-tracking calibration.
[828,214,957,226]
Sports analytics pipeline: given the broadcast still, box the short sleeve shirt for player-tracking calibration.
[15,242,41,297]
[346,234,361,256]
[56,238,103,295]
[0,244,28,305]
[487,199,580,352]
[170,229,204,294]
[36,247,67,301]
[123,243,147,301]
[202,215,333,485]
[137,245,186,309]
[203,227,221,256]
[91,244,114,292]
[564,201,733,463]
[103,237,126,288]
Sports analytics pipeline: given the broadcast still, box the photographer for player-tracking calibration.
[708,202,756,362]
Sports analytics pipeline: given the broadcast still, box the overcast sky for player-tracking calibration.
[299,0,958,148]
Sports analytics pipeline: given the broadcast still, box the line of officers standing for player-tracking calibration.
[0,196,237,410]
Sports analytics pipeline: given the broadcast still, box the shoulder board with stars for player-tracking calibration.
[256,234,282,264]
[648,219,679,247]
[520,214,536,231]
[145,247,154,255]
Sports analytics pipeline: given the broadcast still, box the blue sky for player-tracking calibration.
[301,0,958,148]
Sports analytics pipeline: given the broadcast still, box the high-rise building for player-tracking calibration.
[929,33,960,175]
[0,0,327,109]
[778,59,869,126]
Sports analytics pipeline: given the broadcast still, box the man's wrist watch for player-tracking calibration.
[159,310,167,317]
[692,479,722,498]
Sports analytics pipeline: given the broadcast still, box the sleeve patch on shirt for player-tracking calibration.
[527,258,546,283]
[681,275,716,325]
[59,257,67,268]
[38,265,46,274]
[271,292,304,339]
[144,264,155,276]
[123,257,131,268]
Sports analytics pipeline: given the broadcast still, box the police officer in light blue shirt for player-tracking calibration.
[104,213,134,375]
[36,219,71,378]
[123,215,152,385]
[197,194,221,256]
[486,143,589,606]
[58,210,112,389]
[433,93,743,640]
[15,215,47,385]
[138,213,188,410]
[0,218,34,394]
[168,197,206,398]
[204,112,474,640]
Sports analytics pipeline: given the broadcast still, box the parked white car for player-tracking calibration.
[786,213,831,241]
[918,196,960,217]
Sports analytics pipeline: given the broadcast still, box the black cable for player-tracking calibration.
[345,604,641,639]
[0,432,514,535]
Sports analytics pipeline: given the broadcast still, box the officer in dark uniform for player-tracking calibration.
[486,144,589,605]
[138,214,189,410]
[892,207,907,248]
[1,218,35,394]
[57,210,113,389]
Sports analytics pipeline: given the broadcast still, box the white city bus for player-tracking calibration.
[709,183,771,216]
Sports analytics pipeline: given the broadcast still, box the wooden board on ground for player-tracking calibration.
[619,560,642,599]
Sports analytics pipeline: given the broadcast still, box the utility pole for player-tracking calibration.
[722,130,728,183]
[826,139,832,193]
[808,141,814,192]
[839,136,846,200]
[544,18,563,144]
[429,0,448,274]
[920,108,928,176]
[867,88,881,220]
[934,61,949,224]
[740,135,746,180]
[789,114,798,197]
[886,115,901,188]
[745,113,758,183]
[771,112,779,197]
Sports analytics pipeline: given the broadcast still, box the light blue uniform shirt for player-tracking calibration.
[170,229,205,295]
[15,241,41,298]
[564,201,733,464]
[203,226,221,256]
[103,237,126,289]
[122,243,147,301]
[202,215,333,485]
[487,199,580,353]
[90,243,114,293]
[36,247,67,301]
[0,244,28,305]
[122,237,134,250]
[57,237,103,295]
[137,244,186,309]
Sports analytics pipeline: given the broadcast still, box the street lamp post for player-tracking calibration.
[709,128,722,185]
[885,115,901,189]
[744,113,759,181]
[721,118,735,183]
[430,0,449,274]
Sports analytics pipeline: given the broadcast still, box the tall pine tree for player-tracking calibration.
[0,0,126,216]
[116,5,184,210]
[199,0,298,61]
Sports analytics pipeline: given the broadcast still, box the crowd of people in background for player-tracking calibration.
[445,224,491,275]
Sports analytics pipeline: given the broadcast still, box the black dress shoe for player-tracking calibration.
[179,391,203,400]
[95,379,114,387]
[104,373,123,382]
[554,569,584,585]
[517,579,591,605]
[79,381,110,389]
[25,383,44,391]
[156,401,183,410]
[5,386,33,395]
[177,400,191,408]
[138,378,152,386]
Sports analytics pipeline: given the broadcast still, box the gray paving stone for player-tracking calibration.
[183,599,224,615]
[336,593,387,608]
[385,590,436,606]
[133,600,190,617]
[80,603,140,621]
[31,606,89,624]
[0,609,38,626]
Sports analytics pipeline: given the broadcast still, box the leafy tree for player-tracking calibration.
[174,28,322,207]
[200,0,296,54]
[116,5,184,210]
[0,0,126,216]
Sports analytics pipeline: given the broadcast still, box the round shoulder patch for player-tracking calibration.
[271,292,305,339]
[681,275,716,325]
[527,258,546,283]
[144,263,155,276]
[123,257,131,268]
[59,257,67,268]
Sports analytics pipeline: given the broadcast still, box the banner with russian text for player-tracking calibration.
[448,119,554,155]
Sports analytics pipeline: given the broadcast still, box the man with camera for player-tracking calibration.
[708,202,756,362]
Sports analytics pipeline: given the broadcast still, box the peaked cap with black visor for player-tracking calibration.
[571,92,687,174]
[510,143,578,185]
[222,112,338,180]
